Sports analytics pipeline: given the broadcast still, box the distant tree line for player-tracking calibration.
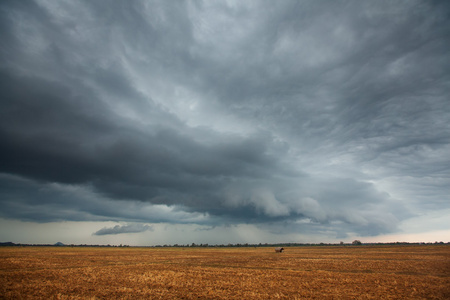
[0,242,130,247]
[1,241,448,247]
[151,241,448,248]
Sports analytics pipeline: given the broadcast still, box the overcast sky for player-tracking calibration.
[1,0,449,245]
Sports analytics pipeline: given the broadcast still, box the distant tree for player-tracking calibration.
[352,240,362,245]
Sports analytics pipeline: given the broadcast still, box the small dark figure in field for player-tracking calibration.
[275,247,284,253]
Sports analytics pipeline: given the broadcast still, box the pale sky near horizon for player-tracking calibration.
[1,0,449,246]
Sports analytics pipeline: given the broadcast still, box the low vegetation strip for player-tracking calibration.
[1,245,449,299]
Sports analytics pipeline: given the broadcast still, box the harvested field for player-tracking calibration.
[1,245,449,299]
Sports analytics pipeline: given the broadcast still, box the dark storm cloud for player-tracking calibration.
[1,0,449,239]
[0,173,210,224]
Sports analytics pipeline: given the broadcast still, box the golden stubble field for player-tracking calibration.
[0,245,449,299]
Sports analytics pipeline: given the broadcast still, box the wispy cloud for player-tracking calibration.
[93,224,153,236]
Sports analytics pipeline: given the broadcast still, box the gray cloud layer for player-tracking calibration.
[1,0,449,240]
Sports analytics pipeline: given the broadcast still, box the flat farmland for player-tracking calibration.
[1,245,449,299]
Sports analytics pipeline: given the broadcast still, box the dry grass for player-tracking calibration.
[1,245,449,299]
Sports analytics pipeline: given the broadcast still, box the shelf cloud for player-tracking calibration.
[1,0,449,244]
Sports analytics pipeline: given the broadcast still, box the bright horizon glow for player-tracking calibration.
[1,219,448,246]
